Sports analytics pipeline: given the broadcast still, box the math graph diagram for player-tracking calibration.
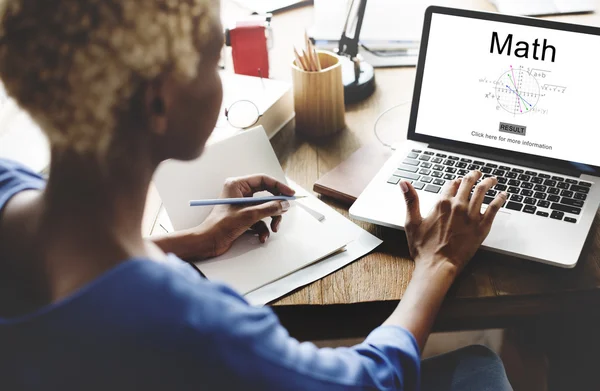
[495,65,540,115]
[479,65,566,116]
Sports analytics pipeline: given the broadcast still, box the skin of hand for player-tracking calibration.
[152,174,295,260]
[403,170,506,274]
[383,170,508,350]
[201,174,296,254]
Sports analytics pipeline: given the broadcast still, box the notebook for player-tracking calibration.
[197,205,346,294]
[151,174,383,304]
[210,72,294,144]
[313,144,393,204]
[154,127,353,294]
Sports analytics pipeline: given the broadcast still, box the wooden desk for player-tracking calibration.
[152,0,600,341]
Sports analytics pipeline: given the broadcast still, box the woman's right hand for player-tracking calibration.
[400,170,508,276]
[382,170,508,351]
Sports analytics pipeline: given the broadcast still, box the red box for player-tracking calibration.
[229,24,269,78]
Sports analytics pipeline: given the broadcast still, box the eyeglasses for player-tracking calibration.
[223,100,262,129]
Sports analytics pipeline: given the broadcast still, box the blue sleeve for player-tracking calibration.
[0,158,45,213]
[185,283,421,391]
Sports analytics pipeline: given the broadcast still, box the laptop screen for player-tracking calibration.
[414,12,600,168]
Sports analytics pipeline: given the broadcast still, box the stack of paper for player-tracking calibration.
[312,0,428,42]
[310,0,452,67]
[210,72,294,144]
[197,204,348,294]
[154,126,381,304]
[488,0,595,16]
[231,0,313,14]
[246,178,381,305]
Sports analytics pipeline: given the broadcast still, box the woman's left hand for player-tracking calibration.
[199,174,295,256]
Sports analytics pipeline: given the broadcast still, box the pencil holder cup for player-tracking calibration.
[292,51,346,137]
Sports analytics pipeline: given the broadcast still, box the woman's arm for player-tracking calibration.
[151,225,215,260]
[157,169,506,352]
[384,171,507,350]
[175,170,505,390]
[384,260,456,352]
[183,281,421,391]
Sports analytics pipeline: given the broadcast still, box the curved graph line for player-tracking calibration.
[495,66,540,115]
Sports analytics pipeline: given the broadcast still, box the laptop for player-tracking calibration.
[349,6,600,268]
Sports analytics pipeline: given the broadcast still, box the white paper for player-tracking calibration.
[152,173,383,304]
[154,127,358,295]
[246,232,381,305]
[154,127,287,231]
[231,0,309,14]
[312,0,452,42]
[196,204,349,294]
[555,0,595,13]
[245,179,383,305]
[210,72,292,144]
[491,0,595,16]
[219,73,289,118]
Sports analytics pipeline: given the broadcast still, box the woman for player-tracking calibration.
[0,0,512,390]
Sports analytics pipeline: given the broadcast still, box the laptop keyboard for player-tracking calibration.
[387,149,593,224]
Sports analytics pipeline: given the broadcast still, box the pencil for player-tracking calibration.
[305,32,321,71]
[293,47,306,71]
[189,195,307,207]
[302,49,314,71]
[305,34,321,71]
[293,47,308,71]
[313,46,321,71]
[304,31,316,71]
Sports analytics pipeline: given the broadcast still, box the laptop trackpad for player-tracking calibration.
[482,207,512,245]
[485,207,511,227]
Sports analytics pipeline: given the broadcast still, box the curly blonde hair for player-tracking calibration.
[0,0,219,154]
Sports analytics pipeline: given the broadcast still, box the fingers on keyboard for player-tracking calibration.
[389,150,590,223]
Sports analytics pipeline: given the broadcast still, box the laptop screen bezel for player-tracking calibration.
[407,6,600,176]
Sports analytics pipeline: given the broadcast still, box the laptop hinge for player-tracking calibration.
[428,142,582,177]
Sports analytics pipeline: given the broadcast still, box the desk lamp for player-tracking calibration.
[336,0,375,103]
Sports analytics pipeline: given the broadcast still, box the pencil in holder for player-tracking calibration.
[292,51,346,137]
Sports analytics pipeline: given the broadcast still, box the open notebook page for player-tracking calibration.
[195,204,348,294]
